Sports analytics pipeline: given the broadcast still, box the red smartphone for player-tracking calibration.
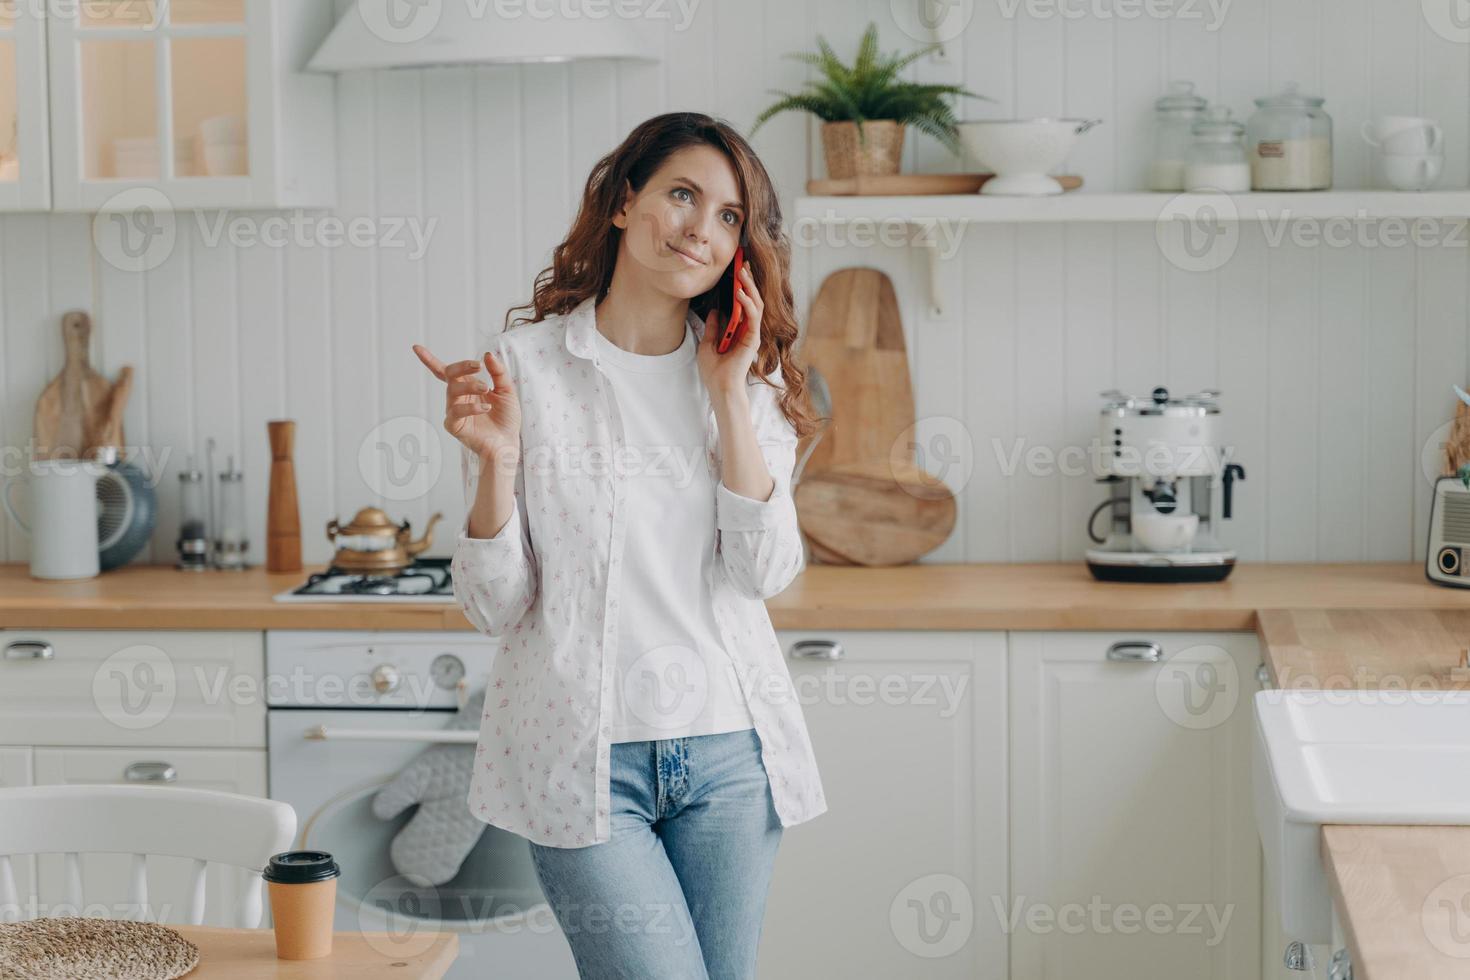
[715,238,747,354]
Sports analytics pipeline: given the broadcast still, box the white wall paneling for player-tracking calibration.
[0,0,1465,567]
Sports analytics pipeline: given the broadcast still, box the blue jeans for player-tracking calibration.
[527,727,782,980]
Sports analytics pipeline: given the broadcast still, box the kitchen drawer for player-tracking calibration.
[32,746,266,794]
[0,631,265,748]
[31,746,267,926]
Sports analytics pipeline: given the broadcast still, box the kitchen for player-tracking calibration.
[3,0,1470,977]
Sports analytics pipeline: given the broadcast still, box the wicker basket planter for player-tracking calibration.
[820,120,905,179]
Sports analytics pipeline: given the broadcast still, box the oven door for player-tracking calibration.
[267,708,576,979]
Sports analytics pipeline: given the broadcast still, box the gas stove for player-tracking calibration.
[272,557,457,603]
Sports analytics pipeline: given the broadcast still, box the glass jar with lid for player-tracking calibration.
[1246,82,1332,190]
[1184,106,1250,192]
[1150,80,1208,191]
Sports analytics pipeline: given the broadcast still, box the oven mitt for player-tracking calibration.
[370,687,488,888]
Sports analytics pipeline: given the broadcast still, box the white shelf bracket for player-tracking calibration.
[914,220,948,319]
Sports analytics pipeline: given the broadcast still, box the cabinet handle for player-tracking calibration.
[789,639,845,661]
[124,762,177,783]
[5,640,54,661]
[1105,641,1162,663]
[1283,940,1314,971]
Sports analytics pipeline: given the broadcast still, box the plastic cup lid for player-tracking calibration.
[262,850,340,884]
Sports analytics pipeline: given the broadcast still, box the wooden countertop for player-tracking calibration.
[1322,826,1470,980]
[1257,608,1470,690]
[0,563,477,630]
[3,560,1468,631]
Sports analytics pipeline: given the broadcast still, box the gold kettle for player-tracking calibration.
[325,507,442,574]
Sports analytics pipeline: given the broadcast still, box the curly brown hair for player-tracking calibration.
[504,111,817,441]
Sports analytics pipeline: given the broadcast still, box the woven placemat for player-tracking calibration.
[0,917,200,979]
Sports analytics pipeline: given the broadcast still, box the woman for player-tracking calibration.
[413,112,827,980]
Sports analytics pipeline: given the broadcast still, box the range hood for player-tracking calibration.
[308,2,657,72]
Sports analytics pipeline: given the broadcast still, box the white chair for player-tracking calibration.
[0,785,296,927]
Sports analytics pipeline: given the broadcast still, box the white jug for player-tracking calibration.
[1,457,106,579]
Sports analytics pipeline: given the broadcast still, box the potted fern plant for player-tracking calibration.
[752,23,989,180]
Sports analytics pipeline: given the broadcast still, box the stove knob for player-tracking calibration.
[371,664,401,695]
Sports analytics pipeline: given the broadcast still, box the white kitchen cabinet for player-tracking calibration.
[1260,863,1318,980]
[0,630,265,747]
[31,745,265,926]
[1256,678,1315,980]
[0,0,50,209]
[45,0,334,210]
[1008,631,1264,980]
[759,630,1009,980]
[0,628,268,927]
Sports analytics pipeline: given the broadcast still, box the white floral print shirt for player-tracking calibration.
[452,295,828,848]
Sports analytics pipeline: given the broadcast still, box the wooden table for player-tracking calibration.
[169,925,458,978]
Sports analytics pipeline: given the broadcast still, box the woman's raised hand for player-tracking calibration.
[412,344,522,462]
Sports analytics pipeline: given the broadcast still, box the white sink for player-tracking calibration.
[1252,688,1470,943]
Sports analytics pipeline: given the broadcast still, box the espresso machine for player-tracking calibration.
[1085,386,1246,583]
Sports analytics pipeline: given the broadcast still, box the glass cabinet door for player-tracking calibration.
[48,0,254,209]
[0,0,51,210]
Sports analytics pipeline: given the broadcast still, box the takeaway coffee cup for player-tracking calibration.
[263,850,340,960]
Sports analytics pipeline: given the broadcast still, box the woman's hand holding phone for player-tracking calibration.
[412,344,522,466]
[698,258,763,400]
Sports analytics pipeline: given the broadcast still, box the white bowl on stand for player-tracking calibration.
[958,118,1101,195]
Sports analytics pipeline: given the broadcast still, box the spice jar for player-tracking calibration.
[1246,82,1332,190]
[1150,81,1208,191]
[1184,106,1250,192]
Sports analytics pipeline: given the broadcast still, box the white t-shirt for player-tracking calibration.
[593,321,756,744]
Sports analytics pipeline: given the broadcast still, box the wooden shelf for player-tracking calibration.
[793,190,1470,316]
[793,190,1470,224]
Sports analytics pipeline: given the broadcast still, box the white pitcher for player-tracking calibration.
[1,457,106,579]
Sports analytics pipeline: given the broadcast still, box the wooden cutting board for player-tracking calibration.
[806,172,1084,196]
[33,311,113,460]
[797,269,915,475]
[85,364,132,455]
[794,268,957,565]
[795,460,956,566]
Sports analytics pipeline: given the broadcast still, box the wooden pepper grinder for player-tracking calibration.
[266,420,302,572]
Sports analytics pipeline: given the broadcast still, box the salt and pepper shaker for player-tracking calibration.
[213,454,248,570]
[176,437,251,571]
[176,457,211,570]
